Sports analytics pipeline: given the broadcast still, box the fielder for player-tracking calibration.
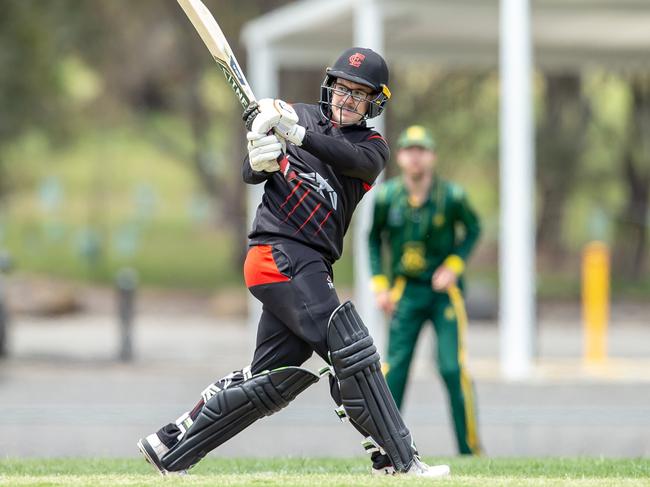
[369,125,482,455]
[137,48,449,478]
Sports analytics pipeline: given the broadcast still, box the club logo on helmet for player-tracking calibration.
[348,52,366,68]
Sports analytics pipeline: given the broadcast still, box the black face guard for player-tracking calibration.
[319,75,390,126]
[320,83,369,125]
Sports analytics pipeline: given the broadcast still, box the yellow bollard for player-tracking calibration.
[582,241,610,365]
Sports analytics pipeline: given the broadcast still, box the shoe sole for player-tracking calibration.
[137,438,168,477]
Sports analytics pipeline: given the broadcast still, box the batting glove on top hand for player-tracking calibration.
[245,98,306,146]
[247,131,285,173]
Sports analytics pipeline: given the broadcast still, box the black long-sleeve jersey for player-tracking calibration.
[243,103,389,264]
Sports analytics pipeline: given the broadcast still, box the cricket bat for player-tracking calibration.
[177,0,256,109]
[177,0,294,179]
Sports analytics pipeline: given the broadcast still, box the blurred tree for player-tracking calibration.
[536,73,589,262]
[615,74,650,279]
[2,0,646,291]
[0,0,77,199]
[0,0,295,281]
[389,70,499,178]
[63,0,291,262]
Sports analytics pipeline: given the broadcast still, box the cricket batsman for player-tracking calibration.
[369,125,482,455]
[137,48,450,478]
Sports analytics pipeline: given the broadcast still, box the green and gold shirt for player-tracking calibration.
[368,176,480,290]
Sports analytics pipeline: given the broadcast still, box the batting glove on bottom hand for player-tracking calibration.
[247,131,285,173]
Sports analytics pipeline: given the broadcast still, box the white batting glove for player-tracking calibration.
[247,131,285,173]
[251,99,306,146]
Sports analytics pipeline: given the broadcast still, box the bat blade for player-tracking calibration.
[177,0,256,108]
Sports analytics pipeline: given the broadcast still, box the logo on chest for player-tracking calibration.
[298,171,338,210]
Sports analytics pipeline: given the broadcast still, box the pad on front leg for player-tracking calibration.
[327,301,416,473]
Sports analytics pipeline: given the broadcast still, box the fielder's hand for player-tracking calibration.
[247,98,306,146]
[375,291,395,315]
[247,131,285,173]
[432,265,458,291]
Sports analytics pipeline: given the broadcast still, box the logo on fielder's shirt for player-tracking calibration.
[298,171,338,210]
[327,275,335,289]
[348,52,366,68]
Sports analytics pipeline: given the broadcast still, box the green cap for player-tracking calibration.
[397,125,435,151]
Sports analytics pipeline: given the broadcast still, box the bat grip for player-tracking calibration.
[277,154,294,182]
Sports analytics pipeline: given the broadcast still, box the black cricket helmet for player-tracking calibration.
[320,47,391,123]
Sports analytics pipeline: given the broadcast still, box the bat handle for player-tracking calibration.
[277,154,295,182]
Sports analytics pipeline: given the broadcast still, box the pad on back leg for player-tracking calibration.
[161,367,319,472]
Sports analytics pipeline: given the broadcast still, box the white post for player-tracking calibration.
[245,43,279,335]
[354,0,386,355]
[499,0,535,379]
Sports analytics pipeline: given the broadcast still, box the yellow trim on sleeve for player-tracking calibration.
[370,274,390,293]
[389,276,407,303]
[444,254,465,275]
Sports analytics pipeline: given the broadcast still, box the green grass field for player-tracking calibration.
[1,457,648,487]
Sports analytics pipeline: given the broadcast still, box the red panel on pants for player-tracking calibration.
[244,245,290,288]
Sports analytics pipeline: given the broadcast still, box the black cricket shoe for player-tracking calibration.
[137,433,187,477]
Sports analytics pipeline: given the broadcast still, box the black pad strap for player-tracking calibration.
[161,367,319,471]
[330,335,379,378]
[328,301,415,472]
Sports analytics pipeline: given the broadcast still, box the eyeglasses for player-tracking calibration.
[331,82,373,101]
